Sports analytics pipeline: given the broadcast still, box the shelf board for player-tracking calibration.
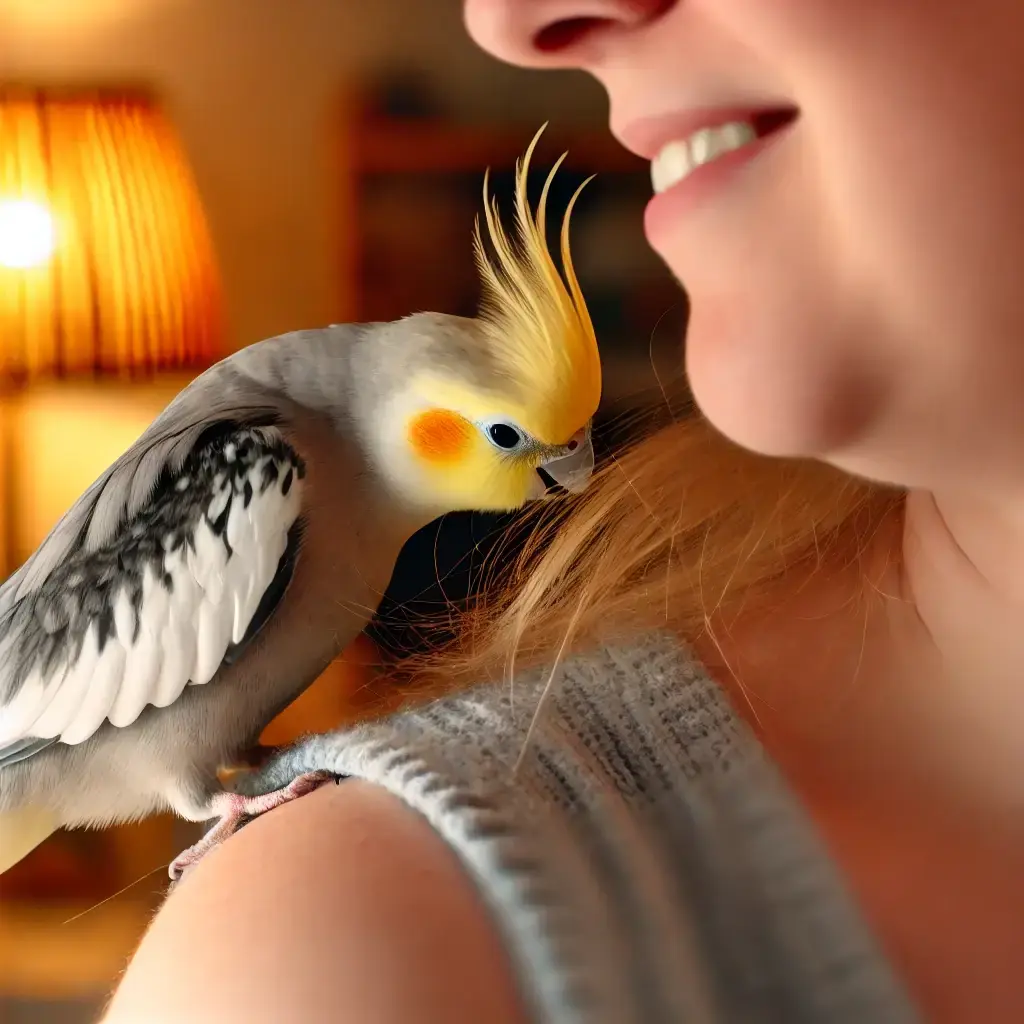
[350,119,646,175]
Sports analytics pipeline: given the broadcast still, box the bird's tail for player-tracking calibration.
[0,806,59,874]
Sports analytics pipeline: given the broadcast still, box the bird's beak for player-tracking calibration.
[540,427,595,494]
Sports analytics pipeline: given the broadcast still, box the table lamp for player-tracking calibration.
[0,86,223,379]
[0,86,224,571]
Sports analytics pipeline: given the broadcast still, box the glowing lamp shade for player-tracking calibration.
[0,89,223,380]
[0,199,57,269]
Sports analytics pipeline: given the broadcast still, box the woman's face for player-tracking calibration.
[465,1,1024,492]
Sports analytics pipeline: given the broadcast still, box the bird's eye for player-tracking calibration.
[486,422,523,451]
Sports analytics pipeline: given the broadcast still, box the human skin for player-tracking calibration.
[105,3,1024,1021]
[103,780,529,1023]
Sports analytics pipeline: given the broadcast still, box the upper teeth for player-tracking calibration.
[650,121,757,194]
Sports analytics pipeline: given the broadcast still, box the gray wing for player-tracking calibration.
[0,320,372,612]
[0,348,285,613]
[0,422,306,756]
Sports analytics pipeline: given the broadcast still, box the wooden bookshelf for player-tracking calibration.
[333,103,658,327]
[352,118,645,175]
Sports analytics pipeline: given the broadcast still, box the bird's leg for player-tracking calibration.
[168,770,338,881]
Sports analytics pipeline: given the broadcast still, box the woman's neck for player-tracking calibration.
[698,491,1024,821]
[695,490,1024,1023]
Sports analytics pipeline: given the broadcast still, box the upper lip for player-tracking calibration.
[616,106,796,162]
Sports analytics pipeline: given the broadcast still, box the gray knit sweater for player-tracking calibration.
[248,636,918,1023]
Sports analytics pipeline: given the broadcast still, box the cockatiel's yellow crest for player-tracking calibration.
[474,124,602,445]
[390,125,603,513]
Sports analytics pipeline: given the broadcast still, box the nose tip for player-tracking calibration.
[464,0,675,70]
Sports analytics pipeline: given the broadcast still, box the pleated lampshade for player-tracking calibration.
[0,88,223,381]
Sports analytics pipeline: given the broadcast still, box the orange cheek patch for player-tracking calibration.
[408,409,475,463]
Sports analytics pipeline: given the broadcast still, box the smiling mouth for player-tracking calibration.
[650,108,799,195]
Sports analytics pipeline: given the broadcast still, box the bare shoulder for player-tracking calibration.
[103,781,529,1024]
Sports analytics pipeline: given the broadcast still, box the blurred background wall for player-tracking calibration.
[0,0,606,347]
[0,2,686,1019]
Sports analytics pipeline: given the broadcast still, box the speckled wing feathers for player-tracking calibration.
[0,425,305,753]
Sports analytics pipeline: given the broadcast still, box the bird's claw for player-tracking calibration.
[168,770,340,882]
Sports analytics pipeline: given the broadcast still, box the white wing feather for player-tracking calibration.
[31,625,100,740]
[108,568,165,728]
[0,439,303,748]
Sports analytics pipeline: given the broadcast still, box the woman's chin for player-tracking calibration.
[693,393,825,461]
[686,336,885,465]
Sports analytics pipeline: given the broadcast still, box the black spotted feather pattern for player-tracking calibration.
[0,425,305,756]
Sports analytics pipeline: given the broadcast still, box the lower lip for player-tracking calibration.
[644,124,794,245]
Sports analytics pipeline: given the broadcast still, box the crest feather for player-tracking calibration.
[473,125,602,443]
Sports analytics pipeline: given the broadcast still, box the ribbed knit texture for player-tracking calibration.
[246,637,918,1023]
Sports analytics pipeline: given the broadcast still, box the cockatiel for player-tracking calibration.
[0,129,601,879]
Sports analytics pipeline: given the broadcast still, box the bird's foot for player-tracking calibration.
[168,770,339,881]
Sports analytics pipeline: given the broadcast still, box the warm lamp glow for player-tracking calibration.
[0,199,56,269]
[0,88,223,379]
